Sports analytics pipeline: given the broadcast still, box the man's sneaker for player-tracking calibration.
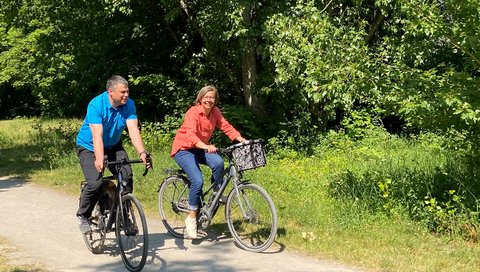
[184,216,197,239]
[78,216,91,234]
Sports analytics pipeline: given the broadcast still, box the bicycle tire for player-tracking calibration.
[115,194,148,272]
[225,183,278,252]
[82,203,106,254]
[158,176,190,238]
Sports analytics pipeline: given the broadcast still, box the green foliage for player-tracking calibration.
[138,116,182,153]
[373,0,480,133]
[0,0,179,117]
[129,74,190,121]
[327,129,480,239]
[265,109,322,157]
[211,104,265,146]
[1,0,480,161]
[261,0,375,128]
[421,190,477,239]
[29,120,80,169]
[341,109,383,140]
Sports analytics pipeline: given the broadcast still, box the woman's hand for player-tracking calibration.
[237,136,246,142]
[206,144,217,153]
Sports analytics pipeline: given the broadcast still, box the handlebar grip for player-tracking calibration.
[101,155,108,175]
[142,154,153,176]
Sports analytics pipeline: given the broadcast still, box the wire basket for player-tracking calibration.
[229,139,266,172]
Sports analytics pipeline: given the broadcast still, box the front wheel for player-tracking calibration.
[226,183,278,252]
[115,194,148,272]
[158,176,190,238]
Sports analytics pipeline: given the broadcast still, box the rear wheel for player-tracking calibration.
[226,183,277,252]
[115,194,148,272]
[82,204,106,254]
[158,176,190,238]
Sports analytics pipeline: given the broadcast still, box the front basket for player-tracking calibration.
[229,139,266,172]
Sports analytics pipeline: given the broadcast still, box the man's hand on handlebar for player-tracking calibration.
[140,151,152,168]
[140,151,153,176]
[95,158,105,173]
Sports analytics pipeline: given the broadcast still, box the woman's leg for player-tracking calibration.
[204,152,224,190]
[174,149,204,238]
[174,150,203,211]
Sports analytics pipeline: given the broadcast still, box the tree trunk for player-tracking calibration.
[241,3,267,119]
[365,9,385,45]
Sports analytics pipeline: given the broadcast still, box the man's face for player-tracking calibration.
[109,83,129,106]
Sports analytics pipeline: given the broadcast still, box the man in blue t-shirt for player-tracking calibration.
[76,75,151,233]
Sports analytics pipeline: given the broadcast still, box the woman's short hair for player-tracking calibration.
[195,85,219,106]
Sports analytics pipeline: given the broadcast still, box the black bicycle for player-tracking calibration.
[158,139,277,252]
[80,155,151,272]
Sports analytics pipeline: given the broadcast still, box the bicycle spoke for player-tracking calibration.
[116,194,148,272]
[158,176,189,238]
[82,204,106,254]
[226,183,277,252]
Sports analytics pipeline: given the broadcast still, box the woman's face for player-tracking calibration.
[200,90,216,111]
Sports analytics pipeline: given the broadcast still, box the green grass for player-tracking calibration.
[2,118,480,271]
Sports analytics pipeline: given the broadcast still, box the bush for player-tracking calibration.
[326,130,480,239]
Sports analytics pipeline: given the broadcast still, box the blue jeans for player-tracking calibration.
[174,149,224,211]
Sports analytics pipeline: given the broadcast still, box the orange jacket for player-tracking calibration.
[170,104,241,157]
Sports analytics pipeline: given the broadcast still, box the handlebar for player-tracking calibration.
[103,153,153,177]
[216,147,230,154]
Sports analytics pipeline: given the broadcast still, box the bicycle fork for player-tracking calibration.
[115,172,136,235]
[230,169,255,221]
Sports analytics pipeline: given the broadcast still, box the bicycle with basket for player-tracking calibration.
[158,139,278,252]
[80,155,151,272]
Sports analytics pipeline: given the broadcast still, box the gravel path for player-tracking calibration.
[0,176,363,272]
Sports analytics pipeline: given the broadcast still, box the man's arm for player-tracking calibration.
[126,119,151,167]
[90,124,104,172]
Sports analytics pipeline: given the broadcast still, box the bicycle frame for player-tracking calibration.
[197,151,251,227]
[103,174,123,233]
[104,158,144,232]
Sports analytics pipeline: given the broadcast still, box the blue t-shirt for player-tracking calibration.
[76,91,137,151]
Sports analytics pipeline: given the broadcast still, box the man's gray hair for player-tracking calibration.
[106,75,128,91]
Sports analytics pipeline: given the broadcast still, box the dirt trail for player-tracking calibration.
[0,176,363,272]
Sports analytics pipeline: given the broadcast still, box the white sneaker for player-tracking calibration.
[184,216,197,239]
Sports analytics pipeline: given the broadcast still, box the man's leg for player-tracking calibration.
[77,147,104,218]
[76,147,103,233]
[106,145,133,193]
